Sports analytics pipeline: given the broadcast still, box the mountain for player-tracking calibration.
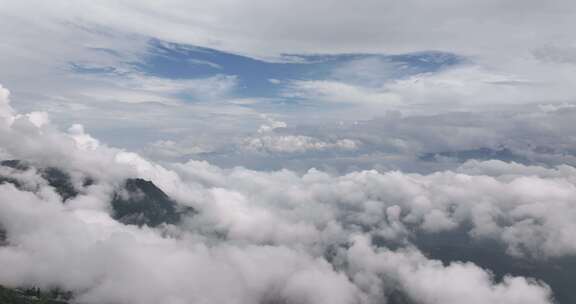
[0,160,78,201]
[0,160,196,304]
[111,178,195,227]
[415,230,576,304]
[0,285,71,304]
[0,159,195,248]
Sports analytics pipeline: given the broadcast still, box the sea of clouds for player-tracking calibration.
[1,83,572,303]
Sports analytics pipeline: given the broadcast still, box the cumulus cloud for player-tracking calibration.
[347,236,553,304]
[242,117,359,154]
[0,182,362,304]
[0,84,570,303]
[166,158,576,259]
[243,135,358,154]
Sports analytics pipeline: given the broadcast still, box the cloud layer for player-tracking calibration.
[0,84,570,303]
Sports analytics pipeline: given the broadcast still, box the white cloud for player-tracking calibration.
[347,236,553,304]
[3,0,576,162]
[285,80,402,106]
[244,135,358,154]
[0,183,360,304]
[0,84,572,303]
[256,115,288,134]
[0,86,15,121]
[4,0,573,61]
[186,58,223,69]
[286,62,576,114]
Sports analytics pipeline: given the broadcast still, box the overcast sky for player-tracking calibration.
[1,0,576,171]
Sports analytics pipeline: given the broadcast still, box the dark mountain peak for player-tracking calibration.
[0,225,6,246]
[0,160,29,171]
[111,178,194,227]
[41,167,78,201]
[0,160,28,191]
[0,160,78,201]
[124,178,170,200]
[0,160,194,230]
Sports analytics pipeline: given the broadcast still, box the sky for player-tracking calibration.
[1,1,576,304]
[1,0,576,172]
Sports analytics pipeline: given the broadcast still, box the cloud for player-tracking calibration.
[143,140,216,159]
[4,0,573,61]
[256,116,287,134]
[284,80,402,106]
[0,183,361,304]
[76,73,239,105]
[0,83,571,303]
[347,236,553,304]
[169,159,576,258]
[3,1,576,164]
[243,135,358,154]
[151,102,576,173]
[284,62,576,115]
[186,58,223,69]
[0,9,255,155]
[2,1,576,300]
[0,86,14,120]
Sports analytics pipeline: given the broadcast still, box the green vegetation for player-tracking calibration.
[0,285,71,304]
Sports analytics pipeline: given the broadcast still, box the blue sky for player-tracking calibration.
[72,38,463,102]
[140,40,462,99]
